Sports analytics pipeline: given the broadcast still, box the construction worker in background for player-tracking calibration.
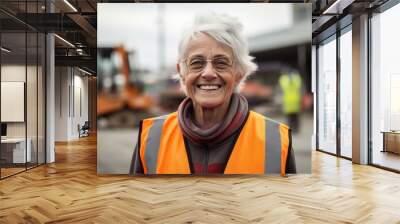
[279,71,302,134]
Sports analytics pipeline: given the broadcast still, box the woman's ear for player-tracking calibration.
[235,72,244,85]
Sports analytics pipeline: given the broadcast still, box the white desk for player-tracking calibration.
[1,138,31,163]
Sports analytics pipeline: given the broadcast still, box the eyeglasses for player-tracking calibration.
[182,56,234,73]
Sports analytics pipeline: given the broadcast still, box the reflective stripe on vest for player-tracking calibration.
[139,111,290,176]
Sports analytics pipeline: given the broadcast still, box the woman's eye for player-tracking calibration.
[189,60,205,69]
[214,59,230,68]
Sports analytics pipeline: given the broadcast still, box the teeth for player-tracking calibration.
[198,85,220,90]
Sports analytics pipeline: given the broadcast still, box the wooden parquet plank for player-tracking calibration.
[1,135,400,223]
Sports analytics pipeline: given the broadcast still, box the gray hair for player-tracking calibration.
[176,13,258,92]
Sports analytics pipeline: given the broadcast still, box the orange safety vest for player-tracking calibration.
[138,111,291,176]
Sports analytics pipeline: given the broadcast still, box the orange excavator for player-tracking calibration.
[97,45,153,127]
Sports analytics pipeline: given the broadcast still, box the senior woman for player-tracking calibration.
[130,13,296,175]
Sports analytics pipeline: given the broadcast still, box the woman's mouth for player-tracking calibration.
[197,84,222,91]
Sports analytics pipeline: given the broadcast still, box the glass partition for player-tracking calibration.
[339,28,352,158]
[317,36,337,154]
[0,1,46,179]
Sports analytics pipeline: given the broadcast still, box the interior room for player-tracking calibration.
[0,0,399,223]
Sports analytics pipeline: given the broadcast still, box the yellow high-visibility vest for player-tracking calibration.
[138,111,291,176]
[279,73,302,114]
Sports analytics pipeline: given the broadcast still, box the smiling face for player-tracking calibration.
[178,33,243,109]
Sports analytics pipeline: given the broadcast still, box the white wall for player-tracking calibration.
[72,73,89,138]
[55,67,89,141]
[55,67,69,141]
[1,65,31,137]
[1,65,26,81]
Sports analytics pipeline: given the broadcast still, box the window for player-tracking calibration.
[371,2,400,171]
[317,36,337,154]
[339,28,352,158]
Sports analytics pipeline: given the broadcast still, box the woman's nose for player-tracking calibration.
[201,61,217,80]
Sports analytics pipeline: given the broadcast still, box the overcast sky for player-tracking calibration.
[98,3,294,74]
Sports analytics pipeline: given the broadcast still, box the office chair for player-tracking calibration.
[79,121,90,138]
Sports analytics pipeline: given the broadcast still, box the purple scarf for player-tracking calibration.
[178,93,249,145]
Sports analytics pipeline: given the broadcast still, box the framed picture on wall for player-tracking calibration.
[1,81,25,122]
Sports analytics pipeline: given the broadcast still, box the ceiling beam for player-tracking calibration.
[67,13,97,42]
[55,55,96,72]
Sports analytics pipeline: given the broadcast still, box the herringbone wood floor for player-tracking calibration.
[1,135,400,224]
